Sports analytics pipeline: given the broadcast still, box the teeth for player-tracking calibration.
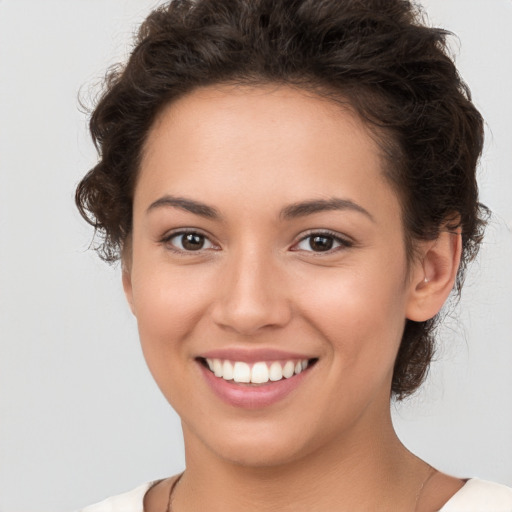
[205,358,311,384]
[269,361,283,381]
[213,359,223,377]
[282,361,295,379]
[222,360,234,380]
[233,362,251,383]
[251,362,269,383]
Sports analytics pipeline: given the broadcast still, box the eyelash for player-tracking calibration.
[160,229,353,255]
[292,230,353,254]
[161,230,218,254]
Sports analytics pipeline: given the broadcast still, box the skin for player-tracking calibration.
[123,84,464,511]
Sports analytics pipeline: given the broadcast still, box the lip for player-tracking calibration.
[197,352,316,410]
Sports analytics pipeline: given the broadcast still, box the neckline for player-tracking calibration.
[143,475,475,511]
[438,479,474,510]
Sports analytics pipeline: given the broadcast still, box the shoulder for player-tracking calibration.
[75,481,155,512]
[441,479,512,511]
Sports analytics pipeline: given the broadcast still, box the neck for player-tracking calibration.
[174,411,428,512]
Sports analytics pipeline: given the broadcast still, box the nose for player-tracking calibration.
[210,246,292,336]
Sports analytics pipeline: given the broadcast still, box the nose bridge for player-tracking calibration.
[212,241,290,334]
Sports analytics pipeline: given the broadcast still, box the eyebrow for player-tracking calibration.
[280,197,375,222]
[147,195,221,219]
[147,195,374,222]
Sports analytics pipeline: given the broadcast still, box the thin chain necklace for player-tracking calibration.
[165,466,438,512]
[414,465,437,512]
[165,473,182,512]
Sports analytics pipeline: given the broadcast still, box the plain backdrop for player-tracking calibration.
[0,1,511,510]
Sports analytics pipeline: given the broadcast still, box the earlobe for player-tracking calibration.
[406,228,462,322]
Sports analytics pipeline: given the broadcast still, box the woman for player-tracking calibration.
[76,0,512,510]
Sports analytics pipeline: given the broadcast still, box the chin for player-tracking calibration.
[214,438,309,469]
[184,414,328,470]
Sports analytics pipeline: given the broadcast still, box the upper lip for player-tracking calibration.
[198,348,316,363]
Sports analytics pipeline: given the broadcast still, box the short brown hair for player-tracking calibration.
[76,0,487,399]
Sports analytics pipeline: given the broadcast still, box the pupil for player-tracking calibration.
[182,233,204,250]
[310,235,333,252]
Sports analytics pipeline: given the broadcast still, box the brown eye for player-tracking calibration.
[294,232,351,253]
[167,232,214,252]
[182,233,205,250]
[309,235,334,252]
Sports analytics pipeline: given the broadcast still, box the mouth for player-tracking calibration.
[197,357,318,386]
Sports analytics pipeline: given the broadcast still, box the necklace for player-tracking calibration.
[166,473,183,512]
[165,466,438,512]
[414,465,437,512]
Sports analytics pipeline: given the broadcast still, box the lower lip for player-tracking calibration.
[198,362,312,409]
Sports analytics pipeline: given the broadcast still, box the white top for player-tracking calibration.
[78,478,512,511]
[77,481,151,512]
[440,479,512,511]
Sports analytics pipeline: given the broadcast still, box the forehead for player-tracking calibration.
[137,84,399,220]
[146,84,372,158]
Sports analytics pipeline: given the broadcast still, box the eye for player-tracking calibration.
[165,231,215,252]
[293,232,352,253]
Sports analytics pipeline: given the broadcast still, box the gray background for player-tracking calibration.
[0,1,511,510]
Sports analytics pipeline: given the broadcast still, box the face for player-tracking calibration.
[124,85,422,467]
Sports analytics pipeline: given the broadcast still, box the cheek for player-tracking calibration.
[132,259,212,332]
[295,262,408,377]
[129,261,216,389]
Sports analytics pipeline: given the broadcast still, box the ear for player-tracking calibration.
[122,265,136,315]
[121,238,136,315]
[406,228,462,322]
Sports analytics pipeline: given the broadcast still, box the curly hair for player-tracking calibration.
[76,0,487,399]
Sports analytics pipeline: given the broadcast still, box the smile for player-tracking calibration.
[204,358,311,384]
[197,351,317,408]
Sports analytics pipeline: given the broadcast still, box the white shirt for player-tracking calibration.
[78,478,512,512]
